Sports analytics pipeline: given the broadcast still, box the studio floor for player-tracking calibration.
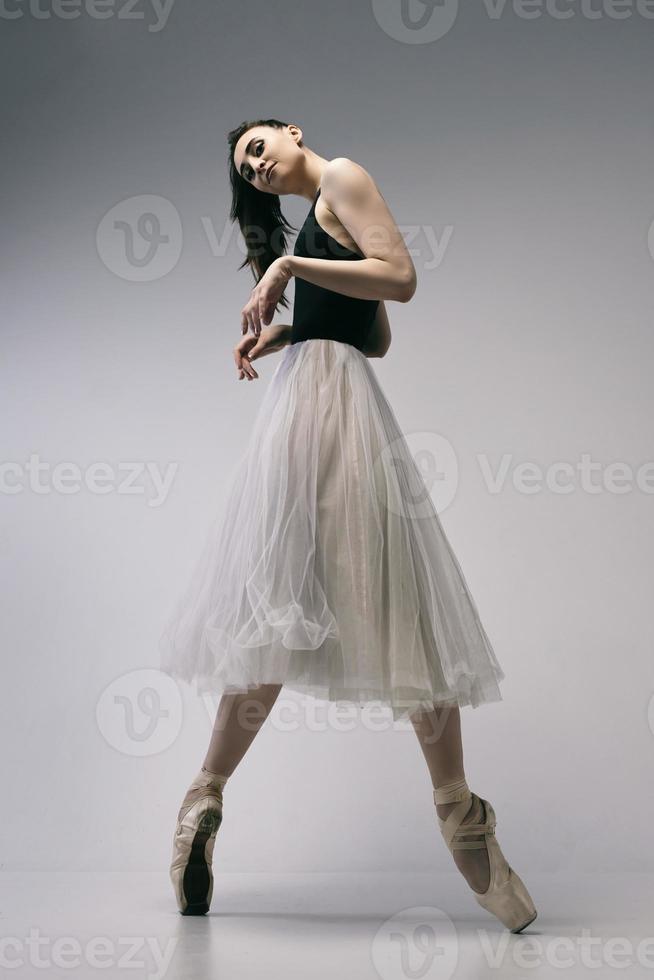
[0,871,651,980]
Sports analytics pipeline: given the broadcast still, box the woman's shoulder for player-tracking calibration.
[321,157,376,198]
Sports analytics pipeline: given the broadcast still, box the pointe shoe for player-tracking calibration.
[169,767,228,915]
[433,777,537,933]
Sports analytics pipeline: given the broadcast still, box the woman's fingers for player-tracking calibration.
[259,292,274,328]
[246,357,259,379]
[241,303,258,338]
[243,280,277,338]
[246,295,261,337]
[252,304,262,337]
[233,344,254,380]
[244,308,255,338]
[233,338,261,380]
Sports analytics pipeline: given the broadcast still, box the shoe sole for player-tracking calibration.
[180,809,223,916]
[510,909,538,933]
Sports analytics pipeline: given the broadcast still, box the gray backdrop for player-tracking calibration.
[2,0,653,874]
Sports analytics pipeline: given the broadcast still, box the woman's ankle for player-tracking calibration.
[201,765,231,779]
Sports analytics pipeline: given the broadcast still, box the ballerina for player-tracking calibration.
[161,118,537,932]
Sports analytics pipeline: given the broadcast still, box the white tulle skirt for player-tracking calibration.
[159,337,505,723]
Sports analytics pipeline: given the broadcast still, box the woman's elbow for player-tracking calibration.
[396,267,417,303]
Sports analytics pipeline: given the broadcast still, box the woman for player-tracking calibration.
[161,119,537,931]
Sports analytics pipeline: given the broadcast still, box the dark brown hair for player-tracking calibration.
[227,118,298,313]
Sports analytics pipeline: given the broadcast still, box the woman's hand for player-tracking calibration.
[233,323,292,380]
[240,257,294,338]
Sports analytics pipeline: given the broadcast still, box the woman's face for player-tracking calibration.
[233,124,301,195]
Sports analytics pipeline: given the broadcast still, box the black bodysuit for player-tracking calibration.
[290,189,379,352]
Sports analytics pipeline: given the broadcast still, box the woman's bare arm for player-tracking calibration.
[284,159,417,304]
[361,301,392,358]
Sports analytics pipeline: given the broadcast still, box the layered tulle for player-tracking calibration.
[159,338,505,722]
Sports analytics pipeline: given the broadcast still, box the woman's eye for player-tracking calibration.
[246,142,264,181]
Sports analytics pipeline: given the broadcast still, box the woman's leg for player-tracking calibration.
[410,703,490,893]
[170,683,283,915]
[202,683,283,776]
